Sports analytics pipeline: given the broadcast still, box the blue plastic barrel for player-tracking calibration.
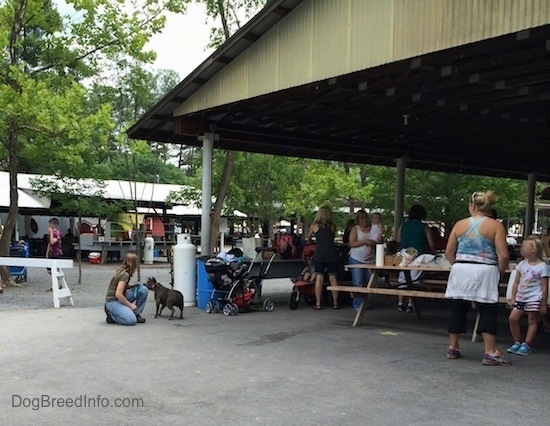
[196,257,213,309]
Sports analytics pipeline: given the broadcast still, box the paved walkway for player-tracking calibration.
[2,263,550,425]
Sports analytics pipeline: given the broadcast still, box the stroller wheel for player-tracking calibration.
[263,299,275,312]
[230,303,239,315]
[304,295,315,306]
[205,301,214,314]
[222,303,234,316]
[289,289,300,310]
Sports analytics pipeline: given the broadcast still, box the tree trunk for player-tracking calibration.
[0,121,20,288]
[217,0,232,39]
[205,2,236,256]
[209,150,235,255]
[1,0,25,290]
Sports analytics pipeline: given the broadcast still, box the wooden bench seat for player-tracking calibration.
[329,285,509,304]
[328,285,446,299]
[0,257,74,308]
[328,284,510,340]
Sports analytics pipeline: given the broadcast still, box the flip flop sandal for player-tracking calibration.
[313,305,322,310]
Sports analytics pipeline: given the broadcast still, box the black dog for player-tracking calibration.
[145,277,184,320]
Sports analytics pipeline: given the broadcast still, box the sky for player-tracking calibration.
[146,3,216,79]
[54,0,216,80]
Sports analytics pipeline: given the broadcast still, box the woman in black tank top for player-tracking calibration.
[306,206,341,310]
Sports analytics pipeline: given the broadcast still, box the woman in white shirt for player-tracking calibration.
[348,210,381,311]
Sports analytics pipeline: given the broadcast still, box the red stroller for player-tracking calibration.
[289,244,316,309]
[204,257,255,316]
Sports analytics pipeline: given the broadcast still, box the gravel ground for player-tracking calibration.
[0,259,294,312]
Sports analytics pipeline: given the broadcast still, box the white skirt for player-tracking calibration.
[445,263,500,304]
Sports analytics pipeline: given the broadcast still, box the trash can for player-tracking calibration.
[196,257,213,310]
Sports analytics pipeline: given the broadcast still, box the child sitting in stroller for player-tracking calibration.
[289,244,316,309]
[300,251,315,282]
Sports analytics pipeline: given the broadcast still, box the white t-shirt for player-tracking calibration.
[514,260,550,303]
[349,225,372,262]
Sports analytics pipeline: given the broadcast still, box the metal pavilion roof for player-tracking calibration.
[129,1,550,182]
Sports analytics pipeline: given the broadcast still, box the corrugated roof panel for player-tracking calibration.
[175,0,550,116]
[310,0,351,80]
[221,48,251,103]
[248,24,280,97]
[349,0,394,71]
[277,0,314,88]
[394,0,550,59]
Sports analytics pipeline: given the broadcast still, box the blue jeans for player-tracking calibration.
[105,285,148,326]
[348,256,371,310]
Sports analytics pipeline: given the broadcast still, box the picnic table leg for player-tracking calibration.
[353,270,379,326]
[410,298,422,320]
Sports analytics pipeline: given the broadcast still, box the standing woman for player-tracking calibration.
[348,210,377,311]
[307,206,341,310]
[444,191,510,365]
[395,204,435,312]
[105,253,148,325]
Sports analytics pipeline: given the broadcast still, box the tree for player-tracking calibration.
[283,160,374,231]
[197,0,267,254]
[201,0,267,48]
[223,152,303,235]
[364,167,527,235]
[94,64,188,275]
[0,0,188,287]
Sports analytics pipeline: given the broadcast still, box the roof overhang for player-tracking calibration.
[129,2,550,182]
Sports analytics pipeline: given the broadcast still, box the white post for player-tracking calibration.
[525,172,537,237]
[200,134,213,256]
[393,157,407,239]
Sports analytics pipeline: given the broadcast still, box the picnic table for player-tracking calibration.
[328,263,510,342]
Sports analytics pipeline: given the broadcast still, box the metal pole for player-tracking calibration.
[393,157,407,239]
[201,134,213,256]
[525,172,537,237]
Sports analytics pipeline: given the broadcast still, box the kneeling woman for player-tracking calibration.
[105,253,148,325]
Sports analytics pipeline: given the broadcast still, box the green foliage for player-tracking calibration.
[166,186,202,208]
[179,149,533,233]
[97,140,187,184]
[176,151,377,230]
[4,75,114,176]
[88,62,181,132]
[402,170,526,225]
[284,161,374,222]
[225,152,303,219]
[85,62,185,184]
[199,0,268,47]
[1,0,191,177]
